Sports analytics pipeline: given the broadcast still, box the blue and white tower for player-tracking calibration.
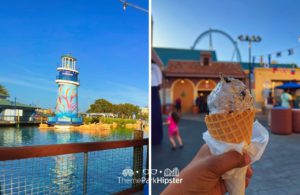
[48,54,82,126]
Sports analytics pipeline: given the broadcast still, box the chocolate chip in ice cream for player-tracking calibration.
[207,75,254,114]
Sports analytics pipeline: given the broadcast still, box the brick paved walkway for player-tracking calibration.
[152,113,300,195]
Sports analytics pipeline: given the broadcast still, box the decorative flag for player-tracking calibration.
[282,68,287,73]
[260,56,263,65]
[268,54,271,65]
[291,69,295,75]
[252,56,255,64]
[276,52,281,57]
[288,49,294,55]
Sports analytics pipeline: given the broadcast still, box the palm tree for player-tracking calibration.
[0,84,9,97]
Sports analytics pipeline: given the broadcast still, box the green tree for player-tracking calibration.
[0,84,9,97]
[138,112,148,121]
[87,98,142,119]
[115,103,140,118]
[87,99,113,113]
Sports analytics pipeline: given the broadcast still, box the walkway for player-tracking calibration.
[152,113,300,195]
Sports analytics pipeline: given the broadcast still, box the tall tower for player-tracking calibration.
[48,54,82,126]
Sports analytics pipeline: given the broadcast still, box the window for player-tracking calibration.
[203,57,210,66]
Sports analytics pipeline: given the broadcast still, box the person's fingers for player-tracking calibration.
[193,144,211,161]
[219,179,227,193]
[246,166,253,178]
[246,166,253,189]
[245,177,250,188]
[208,151,251,176]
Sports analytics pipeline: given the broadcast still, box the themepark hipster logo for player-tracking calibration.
[118,167,183,185]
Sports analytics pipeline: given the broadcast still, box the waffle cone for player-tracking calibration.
[205,109,255,145]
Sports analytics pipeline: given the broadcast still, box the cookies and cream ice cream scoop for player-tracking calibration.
[205,75,255,145]
[204,75,262,195]
[207,76,254,114]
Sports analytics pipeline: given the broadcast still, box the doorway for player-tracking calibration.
[196,91,211,113]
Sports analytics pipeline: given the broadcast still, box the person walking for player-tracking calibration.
[281,89,292,108]
[265,92,274,126]
[165,111,183,150]
[175,97,182,113]
[204,95,209,114]
[195,93,201,113]
[151,59,163,145]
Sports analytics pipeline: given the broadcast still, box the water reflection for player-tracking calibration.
[0,127,147,194]
[41,128,113,143]
[52,154,77,194]
[110,128,134,140]
[21,128,35,143]
[43,129,84,144]
[0,126,145,147]
[0,127,35,146]
[75,128,112,138]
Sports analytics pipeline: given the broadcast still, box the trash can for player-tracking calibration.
[271,107,292,135]
[292,109,300,133]
[192,105,199,114]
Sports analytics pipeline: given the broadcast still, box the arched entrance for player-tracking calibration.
[196,79,216,91]
[171,79,195,113]
[195,80,216,113]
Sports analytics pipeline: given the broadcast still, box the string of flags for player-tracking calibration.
[253,48,297,64]
[252,46,300,75]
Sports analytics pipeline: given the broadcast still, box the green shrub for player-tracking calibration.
[83,117,99,124]
[100,117,136,125]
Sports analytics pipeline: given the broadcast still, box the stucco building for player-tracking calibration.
[153,47,246,113]
[153,47,298,113]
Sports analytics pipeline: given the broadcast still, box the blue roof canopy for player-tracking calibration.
[241,62,294,70]
[153,47,295,69]
[153,47,217,66]
[275,82,300,89]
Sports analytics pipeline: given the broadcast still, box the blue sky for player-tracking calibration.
[153,0,300,65]
[0,0,149,111]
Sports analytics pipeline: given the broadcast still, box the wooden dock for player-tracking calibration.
[0,121,40,127]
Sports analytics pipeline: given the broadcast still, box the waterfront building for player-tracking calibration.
[140,107,149,115]
[36,108,53,115]
[86,113,117,118]
[0,95,36,123]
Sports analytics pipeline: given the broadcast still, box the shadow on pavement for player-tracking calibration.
[152,113,300,195]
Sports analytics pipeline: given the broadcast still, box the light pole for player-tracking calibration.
[119,0,148,13]
[14,97,16,122]
[238,35,262,93]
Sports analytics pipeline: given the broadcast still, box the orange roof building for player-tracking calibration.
[153,47,246,113]
[153,47,300,113]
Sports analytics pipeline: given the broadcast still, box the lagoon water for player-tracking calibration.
[0,126,147,194]
[0,126,136,147]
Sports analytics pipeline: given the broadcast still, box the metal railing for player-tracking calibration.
[57,64,80,71]
[0,137,148,194]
